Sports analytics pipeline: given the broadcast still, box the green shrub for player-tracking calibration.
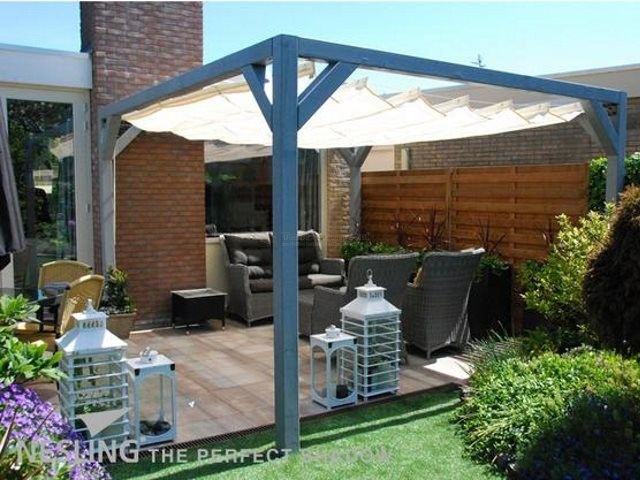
[518,210,611,326]
[455,349,640,472]
[584,186,640,353]
[475,254,509,281]
[0,295,39,326]
[0,327,64,386]
[340,237,403,267]
[518,390,640,479]
[589,152,640,211]
[100,265,135,315]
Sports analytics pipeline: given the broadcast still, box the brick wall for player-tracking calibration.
[325,149,351,257]
[394,97,640,169]
[81,2,204,326]
[115,133,205,327]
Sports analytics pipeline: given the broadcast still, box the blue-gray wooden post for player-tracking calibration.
[607,97,627,202]
[271,35,300,453]
[338,146,372,236]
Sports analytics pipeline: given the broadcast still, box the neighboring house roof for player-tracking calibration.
[420,63,640,107]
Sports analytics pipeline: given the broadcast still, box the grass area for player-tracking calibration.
[108,390,501,480]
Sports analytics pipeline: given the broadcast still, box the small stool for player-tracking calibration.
[171,288,226,333]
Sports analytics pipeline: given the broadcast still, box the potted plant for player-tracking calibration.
[467,220,512,338]
[101,266,136,339]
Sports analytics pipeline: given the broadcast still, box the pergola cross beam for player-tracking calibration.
[98,34,628,455]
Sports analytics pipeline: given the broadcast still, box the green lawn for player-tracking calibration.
[108,390,501,480]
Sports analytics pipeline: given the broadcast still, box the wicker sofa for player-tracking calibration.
[220,231,344,325]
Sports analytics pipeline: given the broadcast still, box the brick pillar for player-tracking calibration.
[325,149,351,257]
[81,2,205,326]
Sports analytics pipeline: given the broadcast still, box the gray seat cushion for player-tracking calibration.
[299,273,343,290]
[250,274,343,293]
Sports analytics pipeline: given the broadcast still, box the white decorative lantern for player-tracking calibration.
[126,350,177,447]
[340,270,401,400]
[310,325,357,409]
[56,301,130,450]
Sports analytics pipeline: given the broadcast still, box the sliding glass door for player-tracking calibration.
[0,88,91,289]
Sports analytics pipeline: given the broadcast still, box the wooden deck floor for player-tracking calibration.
[32,319,469,445]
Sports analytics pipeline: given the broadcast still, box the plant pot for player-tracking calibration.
[468,267,512,339]
[106,311,136,339]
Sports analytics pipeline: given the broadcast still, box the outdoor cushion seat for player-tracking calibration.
[249,273,344,293]
[298,273,343,290]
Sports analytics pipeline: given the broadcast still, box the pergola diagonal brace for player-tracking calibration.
[298,61,358,129]
[581,100,620,157]
[242,64,273,128]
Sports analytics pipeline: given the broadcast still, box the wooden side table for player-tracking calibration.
[171,288,226,332]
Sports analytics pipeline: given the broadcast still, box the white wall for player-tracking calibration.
[205,237,229,293]
[362,145,395,172]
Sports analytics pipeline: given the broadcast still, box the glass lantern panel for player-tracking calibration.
[139,374,174,438]
[311,345,327,398]
[335,347,356,399]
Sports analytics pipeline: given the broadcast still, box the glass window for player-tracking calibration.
[205,149,320,235]
[7,99,75,289]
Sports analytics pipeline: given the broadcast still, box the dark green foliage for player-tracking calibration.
[518,390,640,480]
[339,238,403,267]
[589,153,640,211]
[584,186,640,352]
[455,348,640,475]
[476,254,509,280]
[100,266,135,315]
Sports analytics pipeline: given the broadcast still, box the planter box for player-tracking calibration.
[468,267,512,339]
[107,312,136,339]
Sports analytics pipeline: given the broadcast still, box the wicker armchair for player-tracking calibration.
[401,249,484,358]
[15,274,104,350]
[300,252,419,336]
[38,260,93,291]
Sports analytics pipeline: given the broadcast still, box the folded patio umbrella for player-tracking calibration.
[0,108,25,270]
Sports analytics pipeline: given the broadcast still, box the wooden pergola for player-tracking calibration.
[99,35,627,453]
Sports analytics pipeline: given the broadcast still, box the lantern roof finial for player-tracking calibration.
[85,298,97,314]
[366,269,374,286]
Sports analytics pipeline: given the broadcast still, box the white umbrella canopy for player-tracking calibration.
[123,64,584,150]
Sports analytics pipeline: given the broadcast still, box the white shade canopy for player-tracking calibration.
[123,65,584,150]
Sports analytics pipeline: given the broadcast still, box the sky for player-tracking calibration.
[0,1,639,93]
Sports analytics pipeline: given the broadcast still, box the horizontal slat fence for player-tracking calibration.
[362,163,588,263]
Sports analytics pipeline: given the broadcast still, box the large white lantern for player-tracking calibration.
[340,270,401,400]
[310,325,357,409]
[56,301,130,450]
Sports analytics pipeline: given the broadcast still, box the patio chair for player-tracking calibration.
[15,274,105,350]
[38,259,93,293]
[299,252,419,336]
[36,260,93,331]
[401,249,484,358]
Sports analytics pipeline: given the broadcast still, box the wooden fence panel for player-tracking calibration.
[361,163,588,263]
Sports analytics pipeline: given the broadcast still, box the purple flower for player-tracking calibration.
[0,383,111,480]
